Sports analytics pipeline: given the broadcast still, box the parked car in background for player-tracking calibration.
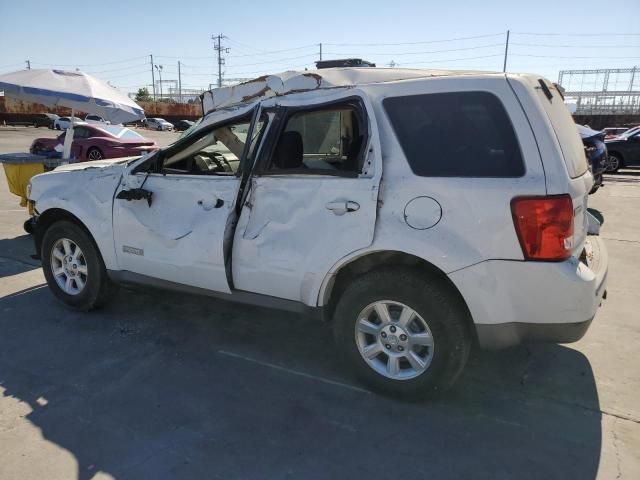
[53,116,85,130]
[146,118,173,131]
[28,69,607,399]
[605,128,640,172]
[30,124,158,161]
[173,119,195,131]
[85,114,111,125]
[603,127,629,140]
[33,113,59,128]
[577,124,607,193]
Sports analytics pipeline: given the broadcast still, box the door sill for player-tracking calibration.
[107,270,321,317]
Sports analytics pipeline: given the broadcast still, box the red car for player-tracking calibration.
[30,124,158,161]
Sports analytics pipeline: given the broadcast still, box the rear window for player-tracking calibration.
[383,91,524,177]
[534,79,588,179]
[97,126,144,139]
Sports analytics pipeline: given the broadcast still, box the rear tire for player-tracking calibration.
[86,147,104,160]
[332,267,472,400]
[41,220,118,310]
[606,153,622,173]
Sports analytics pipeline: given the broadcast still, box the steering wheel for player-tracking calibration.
[211,152,232,172]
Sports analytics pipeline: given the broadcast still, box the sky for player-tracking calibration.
[1,0,639,95]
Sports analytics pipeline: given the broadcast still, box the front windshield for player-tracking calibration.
[619,127,640,139]
[158,114,266,176]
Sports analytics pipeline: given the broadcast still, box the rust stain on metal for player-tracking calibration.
[241,86,270,103]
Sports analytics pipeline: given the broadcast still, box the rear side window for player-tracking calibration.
[383,91,524,177]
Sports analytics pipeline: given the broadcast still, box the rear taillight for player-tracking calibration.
[511,195,574,261]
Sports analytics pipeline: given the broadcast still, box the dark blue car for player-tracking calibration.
[577,125,607,194]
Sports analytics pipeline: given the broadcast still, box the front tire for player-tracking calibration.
[333,267,472,400]
[606,153,622,173]
[41,220,117,310]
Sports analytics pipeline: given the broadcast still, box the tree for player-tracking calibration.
[135,87,152,102]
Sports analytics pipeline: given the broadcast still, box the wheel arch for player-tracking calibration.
[86,146,104,160]
[35,208,113,271]
[320,250,477,340]
[36,208,93,254]
[608,149,625,164]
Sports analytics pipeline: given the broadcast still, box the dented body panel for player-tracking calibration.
[28,158,129,269]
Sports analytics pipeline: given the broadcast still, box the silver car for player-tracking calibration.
[146,118,173,131]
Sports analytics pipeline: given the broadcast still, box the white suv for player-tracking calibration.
[28,68,608,399]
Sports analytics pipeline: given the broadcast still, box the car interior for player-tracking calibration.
[161,121,253,175]
[266,104,365,175]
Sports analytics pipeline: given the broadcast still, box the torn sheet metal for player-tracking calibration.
[201,68,480,114]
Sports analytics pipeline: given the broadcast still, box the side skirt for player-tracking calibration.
[107,270,323,319]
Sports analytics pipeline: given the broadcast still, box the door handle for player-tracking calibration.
[325,200,360,215]
[197,197,224,210]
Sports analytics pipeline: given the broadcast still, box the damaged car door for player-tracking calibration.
[232,92,382,303]
[112,108,263,292]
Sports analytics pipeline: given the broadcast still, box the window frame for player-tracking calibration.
[131,108,266,179]
[382,90,526,179]
[254,96,370,179]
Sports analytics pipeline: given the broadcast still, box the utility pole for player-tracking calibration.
[213,34,228,88]
[150,54,156,101]
[25,59,31,70]
[502,30,510,73]
[155,65,163,99]
[178,61,182,103]
[319,43,323,62]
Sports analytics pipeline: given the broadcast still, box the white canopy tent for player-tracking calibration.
[0,69,145,160]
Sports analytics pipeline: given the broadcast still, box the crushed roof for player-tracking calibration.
[201,67,497,113]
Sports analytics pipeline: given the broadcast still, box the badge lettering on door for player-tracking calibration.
[123,245,144,256]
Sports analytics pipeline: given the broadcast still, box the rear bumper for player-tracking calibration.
[449,235,608,349]
[475,319,593,349]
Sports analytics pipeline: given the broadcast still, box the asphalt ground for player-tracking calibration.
[0,126,638,480]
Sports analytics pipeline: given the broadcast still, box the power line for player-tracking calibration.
[512,42,640,48]
[225,53,318,68]
[84,62,150,74]
[512,31,640,36]
[511,53,640,59]
[324,43,504,57]
[324,33,504,47]
[100,68,152,79]
[224,62,315,77]
[225,38,317,57]
[401,54,504,66]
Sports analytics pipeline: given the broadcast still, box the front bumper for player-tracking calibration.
[449,235,608,349]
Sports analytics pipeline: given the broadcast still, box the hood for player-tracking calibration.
[52,157,132,172]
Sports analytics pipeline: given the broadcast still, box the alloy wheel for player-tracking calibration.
[355,300,435,380]
[87,149,103,160]
[50,238,88,295]
[606,155,620,172]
